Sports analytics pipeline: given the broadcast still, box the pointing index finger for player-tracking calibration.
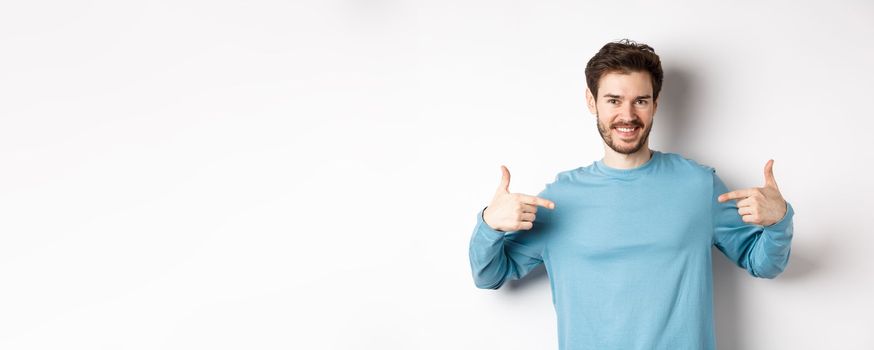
[517,194,556,209]
[717,188,757,203]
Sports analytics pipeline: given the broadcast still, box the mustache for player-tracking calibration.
[611,120,644,128]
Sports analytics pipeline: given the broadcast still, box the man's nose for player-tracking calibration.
[617,102,636,121]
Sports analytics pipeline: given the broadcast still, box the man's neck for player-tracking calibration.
[601,145,653,169]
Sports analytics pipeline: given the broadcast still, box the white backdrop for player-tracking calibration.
[2,1,873,349]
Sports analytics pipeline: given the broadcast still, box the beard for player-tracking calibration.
[595,113,653,155]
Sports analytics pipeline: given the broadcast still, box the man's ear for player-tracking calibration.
[585,88,597,115]
[652,97,658,116]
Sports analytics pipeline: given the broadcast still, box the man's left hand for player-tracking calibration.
[717,159,787,226]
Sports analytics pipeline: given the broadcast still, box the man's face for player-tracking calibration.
[586,70,657,155]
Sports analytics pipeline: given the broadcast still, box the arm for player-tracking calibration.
[712,170,794,279]
[468,205,548,289]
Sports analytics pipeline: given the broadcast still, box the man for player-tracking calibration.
[468,39,793,349]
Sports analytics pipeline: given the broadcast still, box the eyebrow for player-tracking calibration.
[602,94,653,100]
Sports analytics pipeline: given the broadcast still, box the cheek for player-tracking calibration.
[596,115,610,125]
[596,104,615,116]
[637,106,655,120]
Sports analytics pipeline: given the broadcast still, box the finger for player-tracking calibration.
[497,165,511,193]
[717,189,758,202]
[517,194,556,209]
[741,214,759,224]
[764,159,778,188]
[738,207,754,216]
[736,197,754,208]
[520,212,536,222]
[517,221,534,230]
[521,203,538,213]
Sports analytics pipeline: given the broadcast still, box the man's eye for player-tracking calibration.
[635,100,648,105]
[608,99,619,104]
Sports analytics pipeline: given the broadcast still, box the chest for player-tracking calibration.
[543,178,712,260]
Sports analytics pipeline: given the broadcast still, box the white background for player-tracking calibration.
[2,0,873,349]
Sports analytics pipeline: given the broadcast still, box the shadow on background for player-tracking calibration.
[656,67,696,156]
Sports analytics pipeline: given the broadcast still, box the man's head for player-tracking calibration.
[585,39,663,155]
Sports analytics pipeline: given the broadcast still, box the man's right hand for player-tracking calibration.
[483,165,556,232]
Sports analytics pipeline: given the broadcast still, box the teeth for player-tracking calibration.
[617,127,636,132]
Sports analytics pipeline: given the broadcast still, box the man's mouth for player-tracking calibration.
[613,125,641,138]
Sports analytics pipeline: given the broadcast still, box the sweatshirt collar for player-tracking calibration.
[593,150,660,179]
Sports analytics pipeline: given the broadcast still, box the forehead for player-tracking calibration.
[597,70,653,97]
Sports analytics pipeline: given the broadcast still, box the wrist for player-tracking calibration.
[765,200,791,228]
[481,206,504,232]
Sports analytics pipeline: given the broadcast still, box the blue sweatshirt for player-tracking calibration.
[468,150,794,349]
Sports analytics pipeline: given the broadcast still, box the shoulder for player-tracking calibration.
[654,151,721,191]
[547,163,596,187]
[657,151,717,176]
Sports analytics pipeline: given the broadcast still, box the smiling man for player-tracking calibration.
[468,39,794,349]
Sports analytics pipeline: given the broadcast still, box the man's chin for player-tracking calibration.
[609,142,644,155]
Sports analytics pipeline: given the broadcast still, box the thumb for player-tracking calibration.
[497,165,511,193]
[764,159,778,188]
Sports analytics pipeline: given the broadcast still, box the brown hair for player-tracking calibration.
[585,39,663,101]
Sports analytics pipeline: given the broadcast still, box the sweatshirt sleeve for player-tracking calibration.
[711,170,794,279]
[468,191,550,289]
